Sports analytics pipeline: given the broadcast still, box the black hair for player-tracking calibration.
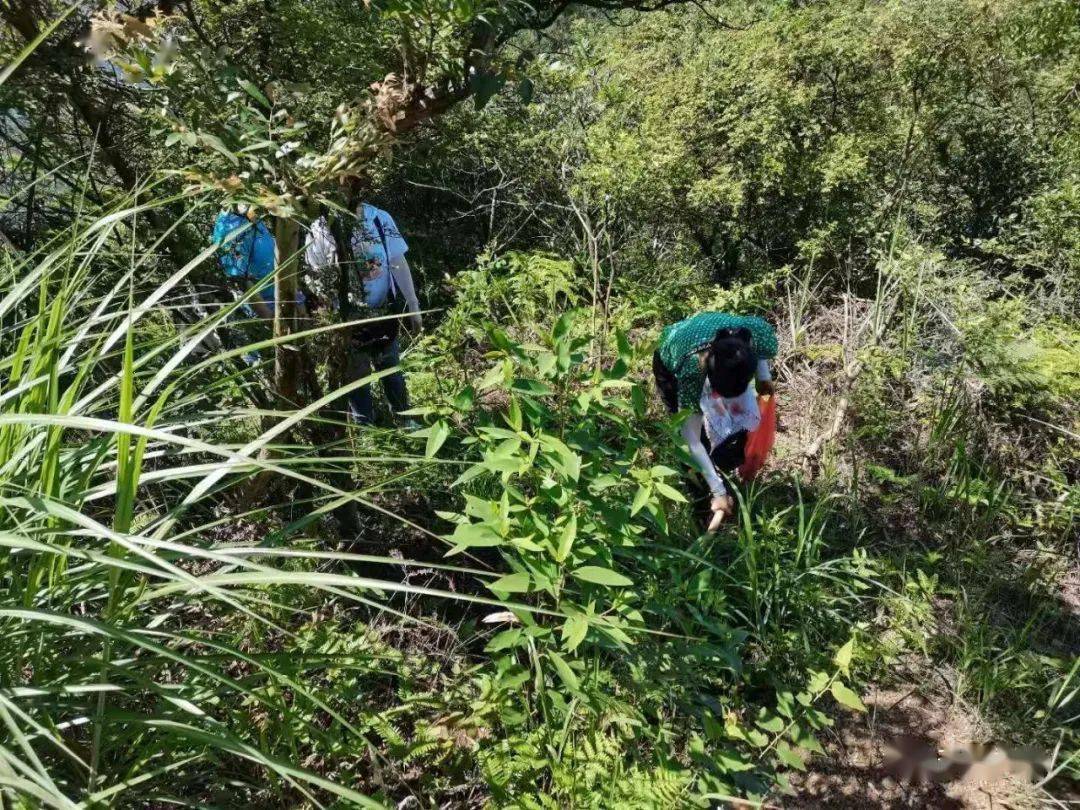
[704,327,756,398]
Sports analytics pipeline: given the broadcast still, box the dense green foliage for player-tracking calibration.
[394,0,1079,299]
[0,0,1077,806]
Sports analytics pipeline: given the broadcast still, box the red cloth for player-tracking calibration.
[738,396,776,480]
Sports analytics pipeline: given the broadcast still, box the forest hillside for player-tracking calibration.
[0,0,1077,806]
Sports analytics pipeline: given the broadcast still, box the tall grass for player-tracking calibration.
[0,190,516,806]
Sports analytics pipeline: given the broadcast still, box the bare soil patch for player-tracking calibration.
[785,680,1046,809]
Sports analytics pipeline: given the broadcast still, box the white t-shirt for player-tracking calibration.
[305,203,410,308]
[700,381,761,448]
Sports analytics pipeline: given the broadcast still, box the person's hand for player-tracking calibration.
[408,313,423,332]
[707,494,734,532]
[756,379,775,396]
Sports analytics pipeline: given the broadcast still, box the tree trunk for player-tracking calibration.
[273,216,301,406]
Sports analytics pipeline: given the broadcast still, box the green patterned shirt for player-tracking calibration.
[658,312,778,410]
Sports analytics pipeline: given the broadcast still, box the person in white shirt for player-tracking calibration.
[653,317,777,530]
[305,202,422,425]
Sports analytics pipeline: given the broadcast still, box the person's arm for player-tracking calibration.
[681,414,734,529]
[681,413,726,497]
[389,254,422,332]
[378,211,421,331]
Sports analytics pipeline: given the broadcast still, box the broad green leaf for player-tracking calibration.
[571,566,632,587]
[488,572,531,593]
[829,681,867,712]
[536,351,557,375]
[506,396,523,431]
[631,384,647,416]
[482,439,525,474]
[630,484,651,516]
[511,378,553,395]
[716,748,753,772]
[447,522,503,548]
[478,361,506,390]
[555,514,577,562]
[807,670,830,694]
[199,133,239,165]
[591,474,620,491]
[452,463,487,487]
[756,714,785,734]
[776,741,807,771]
[471,70,505,110]
[478,426,520,440]
[464,496,499,522]
[704,713,724,742]
[453,385,476,411]
[511,536,546,553]
[776,691,795,719]
[552,311,574,340]
[486,629,523,652]
[745,728,770,748]
[560,616,588,652]
[653,481,687,503]
[539,434,581,481]
[425,419,450,458]
[790,725,825,756]
[239,79,271,109]
[833,637,855,674]
[548,650,580,691]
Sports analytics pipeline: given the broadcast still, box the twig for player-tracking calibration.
[803,359,862,463]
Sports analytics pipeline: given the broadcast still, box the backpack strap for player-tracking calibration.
[373,213,399,300]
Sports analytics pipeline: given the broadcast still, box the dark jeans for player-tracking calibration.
[652,349,747,473]
[653,349,681,415]
[345,337,410,424]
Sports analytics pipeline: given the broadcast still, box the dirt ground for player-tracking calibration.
[784,678,1057,809]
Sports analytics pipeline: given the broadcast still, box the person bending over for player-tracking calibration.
[653,312,777,530]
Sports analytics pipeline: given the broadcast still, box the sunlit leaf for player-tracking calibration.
[488,572,531,593]
[560,616,588,652]
[833,637,855,674]
[571,566,632,587]
[630,484,651,516]
[486,629,524,652]
[555,514,577,562]
[426,419,450,458]
[199,133,239,165]
[548,650,580,691]
[776,741,807,771]
[447,522,503,548]
[829,681,867,712]
[653,481,687,503]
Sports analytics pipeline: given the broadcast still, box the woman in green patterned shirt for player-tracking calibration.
[653,313,778,530]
